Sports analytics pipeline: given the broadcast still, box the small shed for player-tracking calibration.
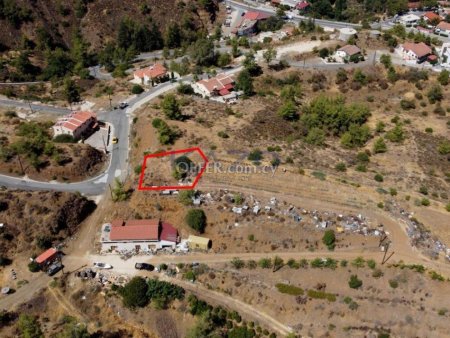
[188,235,211,250]
[35,248,60,267]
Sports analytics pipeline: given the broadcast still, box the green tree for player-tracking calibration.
[120,277,149,308]
[305,127,326,146]
[263,47,277,64]
[340,124,371,148]
[111,178,130,202]
[277,100,298,121]
[217,52,232,67]
[373,137,387,153]
[380,54,392,69]
[131,84,144,94]
[427,84,443,103]
[186,209,207,233]
[18,314,43,338]
[322,230,336,250]
[161,94,183,120]
[63,78,81,106]
[236,69,254,96]
[385,124,405,143]
[438,70,449,86]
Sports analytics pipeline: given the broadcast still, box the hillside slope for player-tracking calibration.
[0,0,217,51]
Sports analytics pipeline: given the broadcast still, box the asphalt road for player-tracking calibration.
[0,98,71,115]
[0,68,241,195]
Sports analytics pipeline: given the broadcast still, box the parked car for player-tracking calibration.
[119,102,129,109]
[135,263,155,271]
[93,262,113,269]
[47,262,63,276]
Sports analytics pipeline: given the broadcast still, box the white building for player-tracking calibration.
[100,219,179,253]
[52,111,97,140]
[336,45,361,60]
[133,63,168,85]
[436,21,450,35]
[439,43,450,67]
[398,14,420,26]
[192,73,239,103]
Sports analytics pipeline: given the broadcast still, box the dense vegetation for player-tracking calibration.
[307,0,438,23]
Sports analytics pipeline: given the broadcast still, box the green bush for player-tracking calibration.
[131,84,144,94]
[322,230,336,250]
[348,275,363,289]
[53,134,75,143]
[276,283,304,295]
[374,174,384,182]
[28,261,40,273]
[258,258,272,269]
[373,137,387,153]
[389,279,398,288]
[178,190,194,206]
[335,162,347,172]
[119,276,149,308]
[248,149,263,162]
[185,209,207,233]
[307,289,336,302]
[230,257,245,269]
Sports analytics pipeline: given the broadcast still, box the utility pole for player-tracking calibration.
[373,50,376,66]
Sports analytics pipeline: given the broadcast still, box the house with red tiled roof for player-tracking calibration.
[101,219,179,252]
[193,73,239,103]
[336,45,362,60]
[296,1,310,12]
[422,11,441,24]
[233,11,271,36]
[133,63,168,85]
[52,111,97,140]
[397,42,433,63]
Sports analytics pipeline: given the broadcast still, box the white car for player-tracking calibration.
[93,262,113,269]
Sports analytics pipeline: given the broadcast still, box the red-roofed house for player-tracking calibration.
[133,63,168,85]
[398,42,433,62]
[296,1,310,12]
[193,73,237,102]
[101,219,179,252]
[234,11,271,36]
[35,248,60,268]
[422,11,441,24]
[52,111,97,140]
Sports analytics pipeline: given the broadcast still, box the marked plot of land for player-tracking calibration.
[138,148,208,190]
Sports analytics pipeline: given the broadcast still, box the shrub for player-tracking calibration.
[421,198,430,206]
[53,134,75,143]
[120,277,149,308]
[246,260,257,269]
[373,137,387,153]
[177,82,194,95]
[18,314,43,338]
[275,283,304,295]
[230,257,245,269]
[218,131,229,138]
[372,269,383,278]
[307,289,336,302]
[374,174,384,182]
[185,209,207,233]
[28,261,40,272]
[131,84,144,94]
[322,230,336,250]
[427,84,443,103]
[389,279,399,288]
[305,127,326,146]
[248,149,263,162]
[367,259,376,269]
[348,275,363,289]
[438,141,450,155]
[335,162,347,172]
[258,258,272,268]
[178,190,194,206]
[400,99,415,110]
[385,124,405,143]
